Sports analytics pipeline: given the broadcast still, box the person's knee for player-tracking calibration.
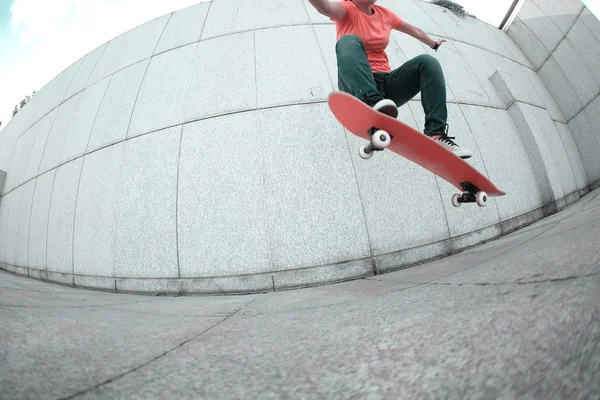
[415,54,441,69]
[336,35,364,56]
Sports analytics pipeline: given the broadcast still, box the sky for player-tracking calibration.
[0,0,555,132]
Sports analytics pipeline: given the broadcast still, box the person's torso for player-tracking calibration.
[335,2,399,72]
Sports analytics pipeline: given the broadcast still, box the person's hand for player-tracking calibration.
[431,39,447,51]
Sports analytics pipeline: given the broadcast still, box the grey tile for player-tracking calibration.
[478,23,515,59]
[202,0,310,40]
[73,143,125,277]
[352,103,449,255]
[378,0,444,37]
[582,95,600,144]
[411,103,501,237]
[581,7,600,43]
[46,158,83,274]
[566,19,600,88]
[0,143,16,196]
[480,57,543,110]
[28,170,56,270]
[521,66,565,123]
[386,30,412,68]
[154,3,210,54]
[87,60,149,152]
[490,25,533,67]
[0,118,16,155]
[74,275,116,292]
[28,268,47,281]
[1,264,27,276]
[375,240,451,273]
[254,0,310,29]
[38,93,83,175]
[518,0,565,52]
[531,0,584,34]
[567,110,600,185]
[390,29,432,71]
[530,106,578,197]
[181,274,274,295]
[46,271,74,286]
[201,0,255,39]
[0,192,11,263]
[453,43,507,108]
[507,17,550,69]
[178,112,270,277]
[554,122,587,191]
[259,103,371,269]
[414,0,474,44]
[511,103,566,202]
[313,24,339,90]
[58,77,110,165]
[88,15,170,85]
[21,58,83,128]
[457,15,513,56]
[5,181,35,267]
[127,43,196,137]
[503,61,545,108]
[273,259,373,291]
[115,278,182,295]
[0,170,5,197]
[185,31,256,121]
[460,106,542,219]
[538,57,584,121]
[3,125,37,194]
[256,25,332,108]
[114,126,180,279]
[304,0,333,25]
[553,38,600,106]
[24,108,58,182]
[64,43,109,99]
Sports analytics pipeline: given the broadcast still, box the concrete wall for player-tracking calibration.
[507,0,600,186]
[0,0,592,294]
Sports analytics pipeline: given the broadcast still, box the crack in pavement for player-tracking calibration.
[61,298,258,400]
[402,270,600,287]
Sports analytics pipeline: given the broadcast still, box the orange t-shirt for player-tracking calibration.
[333,1,404,73]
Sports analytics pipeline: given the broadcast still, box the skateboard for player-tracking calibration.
[328,91,506,207]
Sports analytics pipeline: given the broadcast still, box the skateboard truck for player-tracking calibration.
[451,182,488,208]
[359,127,392,159]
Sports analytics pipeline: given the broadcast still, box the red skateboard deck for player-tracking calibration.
[328,91,505,207]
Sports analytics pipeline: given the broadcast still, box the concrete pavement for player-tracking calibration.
[1,191,599,399]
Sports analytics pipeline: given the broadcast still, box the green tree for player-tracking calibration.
[431,0,476,18]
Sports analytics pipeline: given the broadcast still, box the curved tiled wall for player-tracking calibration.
[0,0,594,294]
[507,0,600,186]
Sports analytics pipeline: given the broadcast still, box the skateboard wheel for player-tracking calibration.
[451,193,462,208]
[372,130,391,150]
[476,191,488,207]
[359,144,374,159]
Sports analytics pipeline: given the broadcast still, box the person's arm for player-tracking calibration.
[308,0,346,20]
[396,22,446,51]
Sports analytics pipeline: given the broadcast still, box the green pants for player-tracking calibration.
[336,34,447,135]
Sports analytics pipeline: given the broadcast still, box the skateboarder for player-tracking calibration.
[308,0,473,159]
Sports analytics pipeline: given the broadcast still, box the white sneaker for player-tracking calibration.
[373,99,398,119]
[431,134,473,159]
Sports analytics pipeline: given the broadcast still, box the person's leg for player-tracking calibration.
[382,54,447,135]
[336,35,398,118]
[382,54,472,159]
[336,35,382,106]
